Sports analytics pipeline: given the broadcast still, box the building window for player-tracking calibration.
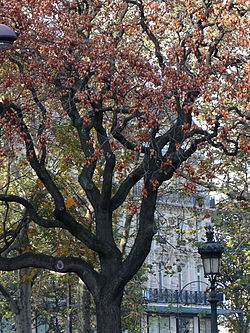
[177,317,194,333]
[197,265,203,292]
[177,264,185,291]
[148,316,170,333]
[199,318,211,333]
[158,262,163,290]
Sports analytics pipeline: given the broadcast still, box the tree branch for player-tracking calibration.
[60,91,101,209]
[95,111,115,208]
[0,282,19,314]
[8,103,65,211]
[120,186,157,283]
[125,0,165,68]
[0,194,64,228]
[0,253,100,298]
[0,194,113,256]
[111,164,145,211]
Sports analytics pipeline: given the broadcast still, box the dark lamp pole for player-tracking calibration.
[0,24,17,49]
[198,225,224,333]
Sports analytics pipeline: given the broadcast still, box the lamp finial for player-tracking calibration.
[205,225,215,242]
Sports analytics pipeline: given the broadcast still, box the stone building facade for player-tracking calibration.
[140,192,227,333]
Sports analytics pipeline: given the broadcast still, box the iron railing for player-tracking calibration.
[143,288,223,306]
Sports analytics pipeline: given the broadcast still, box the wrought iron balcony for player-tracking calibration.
[143,288,223,306]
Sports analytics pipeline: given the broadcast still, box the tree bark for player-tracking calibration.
[95,291,123,333]
[77,280,92,333]
[15,269,32,333]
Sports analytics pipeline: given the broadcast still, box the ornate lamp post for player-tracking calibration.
[0,24,17,49]
[198,225,224,333]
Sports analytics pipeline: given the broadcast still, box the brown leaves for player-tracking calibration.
[65,197,77,209]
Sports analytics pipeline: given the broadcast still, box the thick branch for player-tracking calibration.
[0,194,63,228]
[9,103,65,211]
[111,164,145,211]
[112,111,148,153]
[0,194,112,256]
[0,215,27,255]
[120,186,157,283]
[0,253,100,298]
[60,92,101,209]
[95,111,115,208]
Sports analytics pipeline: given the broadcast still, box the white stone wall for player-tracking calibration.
[145,199,211,294]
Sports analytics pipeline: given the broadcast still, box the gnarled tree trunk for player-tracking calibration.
[95,290,123,333]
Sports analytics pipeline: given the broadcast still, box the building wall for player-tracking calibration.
[142,192,218,333]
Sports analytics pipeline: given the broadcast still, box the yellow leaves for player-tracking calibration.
[65,197,77,209]
[21,269,38,282]
[186,229,196,235]
[27,227,38,237]
[56,246,71,256]
[54,240,87,257]
[36,179,45,189]
[22,247,32,253]
[175,228,185,234]
[21,274,33,282]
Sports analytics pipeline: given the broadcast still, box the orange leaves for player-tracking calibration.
[150,179,159,191]
[115,159,131,179]
[38,135,47,146]
[134,145,142,153]
[161,159,172,169]
[217,11,240,28]
[116,161,126,172]
[128,201,137,215]
[183,182,196,193]
[181,122,191,135]
[109,139,119,151]
[84,149,103,167]
[183,104,193,114]
[83,116,91,126]
[239,136,250,154]
[143,1,160,11]
[65,197,77,209]
[141,188,148,198]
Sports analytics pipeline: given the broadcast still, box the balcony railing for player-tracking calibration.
[143,288,223,306]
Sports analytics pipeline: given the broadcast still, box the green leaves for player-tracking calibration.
[215,205,250,333]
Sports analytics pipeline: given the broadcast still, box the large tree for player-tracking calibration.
[0,1,249,332]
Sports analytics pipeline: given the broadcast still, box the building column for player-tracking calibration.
[170,316,177,333]
[194,316,199,333]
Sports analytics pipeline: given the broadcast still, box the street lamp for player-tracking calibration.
[0,24,17,49]
[198,225,224,333]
